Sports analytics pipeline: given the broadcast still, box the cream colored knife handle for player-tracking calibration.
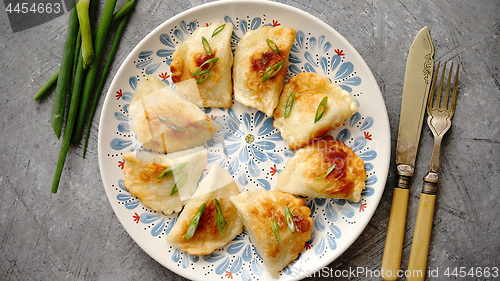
[407,192,436,281]
[381,187,410,281]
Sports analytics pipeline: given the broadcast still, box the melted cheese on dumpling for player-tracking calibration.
[230,190,312,278]
[170,22,233,108]
[276,136,366,202]
[233,26,296,116]
[166,165,243,255]
[122,147,207,214]
[128,76,222,153]
[273,72,358,150]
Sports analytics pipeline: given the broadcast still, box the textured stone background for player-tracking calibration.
[1,0,499,280]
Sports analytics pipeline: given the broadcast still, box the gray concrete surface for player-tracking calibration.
[1,0,499,280]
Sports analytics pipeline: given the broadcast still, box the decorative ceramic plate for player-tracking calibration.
[98,1,390,280]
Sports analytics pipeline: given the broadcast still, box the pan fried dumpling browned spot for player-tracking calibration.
[273,72,358,150]
[276,136,366,202]
[170,22,233,108]
[230,190,312,278]
[233,26,296,116]
[122,147,208,215]
[166,165,243,255]
[128,76,222,153]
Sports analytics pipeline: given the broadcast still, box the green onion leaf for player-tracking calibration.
[284,92,295,118]
[185,203,206,240]
[214,198,226,234]
[201,36,212,56]
[314,164,336,180]
[262,60,284,82]
[170,173,188,195]
[262,52,266,65]
[314,96,328,123]
[285,206,295,232]
[158,115,184,131]
[272,218,280,243]
[192,57,219,77]
[196,72,210,84]
[158,162,188,179]
[266,38,280,55]
[211,23,226,37]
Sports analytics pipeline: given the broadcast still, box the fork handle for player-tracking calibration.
[407,175,438,281]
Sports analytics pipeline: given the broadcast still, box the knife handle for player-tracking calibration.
[407,173,438,281]
[381,186,410,281]
[382,164,414,281]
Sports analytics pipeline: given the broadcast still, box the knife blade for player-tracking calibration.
[381,26,434,281]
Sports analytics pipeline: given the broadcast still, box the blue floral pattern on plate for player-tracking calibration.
[99,3,389,280]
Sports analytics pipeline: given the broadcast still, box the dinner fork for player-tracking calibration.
[406,61,459,281]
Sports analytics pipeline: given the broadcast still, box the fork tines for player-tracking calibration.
[428,61,460,116]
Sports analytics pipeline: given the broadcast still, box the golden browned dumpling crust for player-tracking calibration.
[166,165,243,255]
[230,190,312,278]
[170,22,233,108]
[273,72,358,150]
[233,26,296,116]
[276,136,366,202]
[122,148,207,215]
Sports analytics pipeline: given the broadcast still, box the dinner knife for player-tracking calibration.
[381,26,434,281]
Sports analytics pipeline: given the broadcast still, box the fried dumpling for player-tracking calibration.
[276,136,366,202]
[122,147,208,214]
[273,72,358,150]
[230,190,312,278]
[174,78,203,107]
[233,26,296,116]
[166,165,243,255]
[170,22,233,108]
[130,74,166,107]
[128,76,222,153]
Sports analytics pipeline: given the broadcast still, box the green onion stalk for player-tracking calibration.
[51,5,79,139]
[33,70,59,100]
[52,33,87,193]
[32,1,136,100]
[76,0,94,69]
[72,0,118,143]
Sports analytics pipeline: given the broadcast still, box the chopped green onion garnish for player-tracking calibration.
[201,36,212,56]
[214,198,226,234]
[211,23,226,37]
[262,52,266,65]
[285,206,295,232]
[158,115,184,131]
[284,92,295,118]
[196,72,210,84]
[266,38,280,55]
[262,60,283,82]
[272,218,280,243]
[170,173,188,195]
[192,57,219,77]
[314,96,328,123]
[185,203,206,240]
[314,164,336,180]
[194,69,209,77]
[158,162,188,179]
